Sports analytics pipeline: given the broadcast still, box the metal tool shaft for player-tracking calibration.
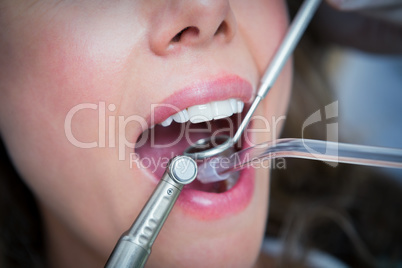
[232,0,322,145]
[105,156,197,268]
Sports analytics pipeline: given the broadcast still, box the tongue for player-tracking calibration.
[135,122,210,178]
[135,122,233,192]
[135,116,243,193]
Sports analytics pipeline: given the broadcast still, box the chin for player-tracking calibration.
[142,166,269,268]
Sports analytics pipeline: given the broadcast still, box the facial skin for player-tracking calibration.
[0,1,291,267]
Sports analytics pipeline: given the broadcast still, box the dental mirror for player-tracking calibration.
[184,0,322,160]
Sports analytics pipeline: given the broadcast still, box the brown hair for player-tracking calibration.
[0,140,45,267]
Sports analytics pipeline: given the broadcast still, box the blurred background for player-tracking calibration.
[261,1,402,267]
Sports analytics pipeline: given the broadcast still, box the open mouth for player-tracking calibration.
[135,98,248,193]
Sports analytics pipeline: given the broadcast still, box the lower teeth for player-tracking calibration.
[223,172,240,191]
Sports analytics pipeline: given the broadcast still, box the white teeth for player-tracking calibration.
[230,99,237,113]
[211,100,233,120]
[188,103,213,123]
[172,109,189,123]
[158,98,245,126]
[237,100,244,113]
[161,116,173,127]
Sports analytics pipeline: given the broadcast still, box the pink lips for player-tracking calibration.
[178,166,255,220]
[137,74,256,220]
[149,75,254,125]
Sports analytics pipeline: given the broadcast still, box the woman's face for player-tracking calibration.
[0,0,291,267]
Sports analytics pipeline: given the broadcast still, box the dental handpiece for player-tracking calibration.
[105,156,197,268]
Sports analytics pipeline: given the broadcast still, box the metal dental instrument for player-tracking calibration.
[184,0,322,160]
[105,156,197,268]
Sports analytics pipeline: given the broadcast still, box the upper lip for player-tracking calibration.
[146,74,255,126]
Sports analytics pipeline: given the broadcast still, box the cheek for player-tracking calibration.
[233,0,289,75]
[0,12,149,151]
[27,22,133,111]
[0,15,156,250]
[0,11,153,213]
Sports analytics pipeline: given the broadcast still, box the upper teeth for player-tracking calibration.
[160,98,244,127]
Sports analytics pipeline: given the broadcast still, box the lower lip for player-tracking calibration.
[177,132,255,221]
[176,167,255,221]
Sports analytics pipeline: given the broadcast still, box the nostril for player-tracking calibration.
[170,26,200,43]
[214,21,228,36]
[171,27,188,43]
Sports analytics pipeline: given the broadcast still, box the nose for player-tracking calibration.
[148,0,237,56]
